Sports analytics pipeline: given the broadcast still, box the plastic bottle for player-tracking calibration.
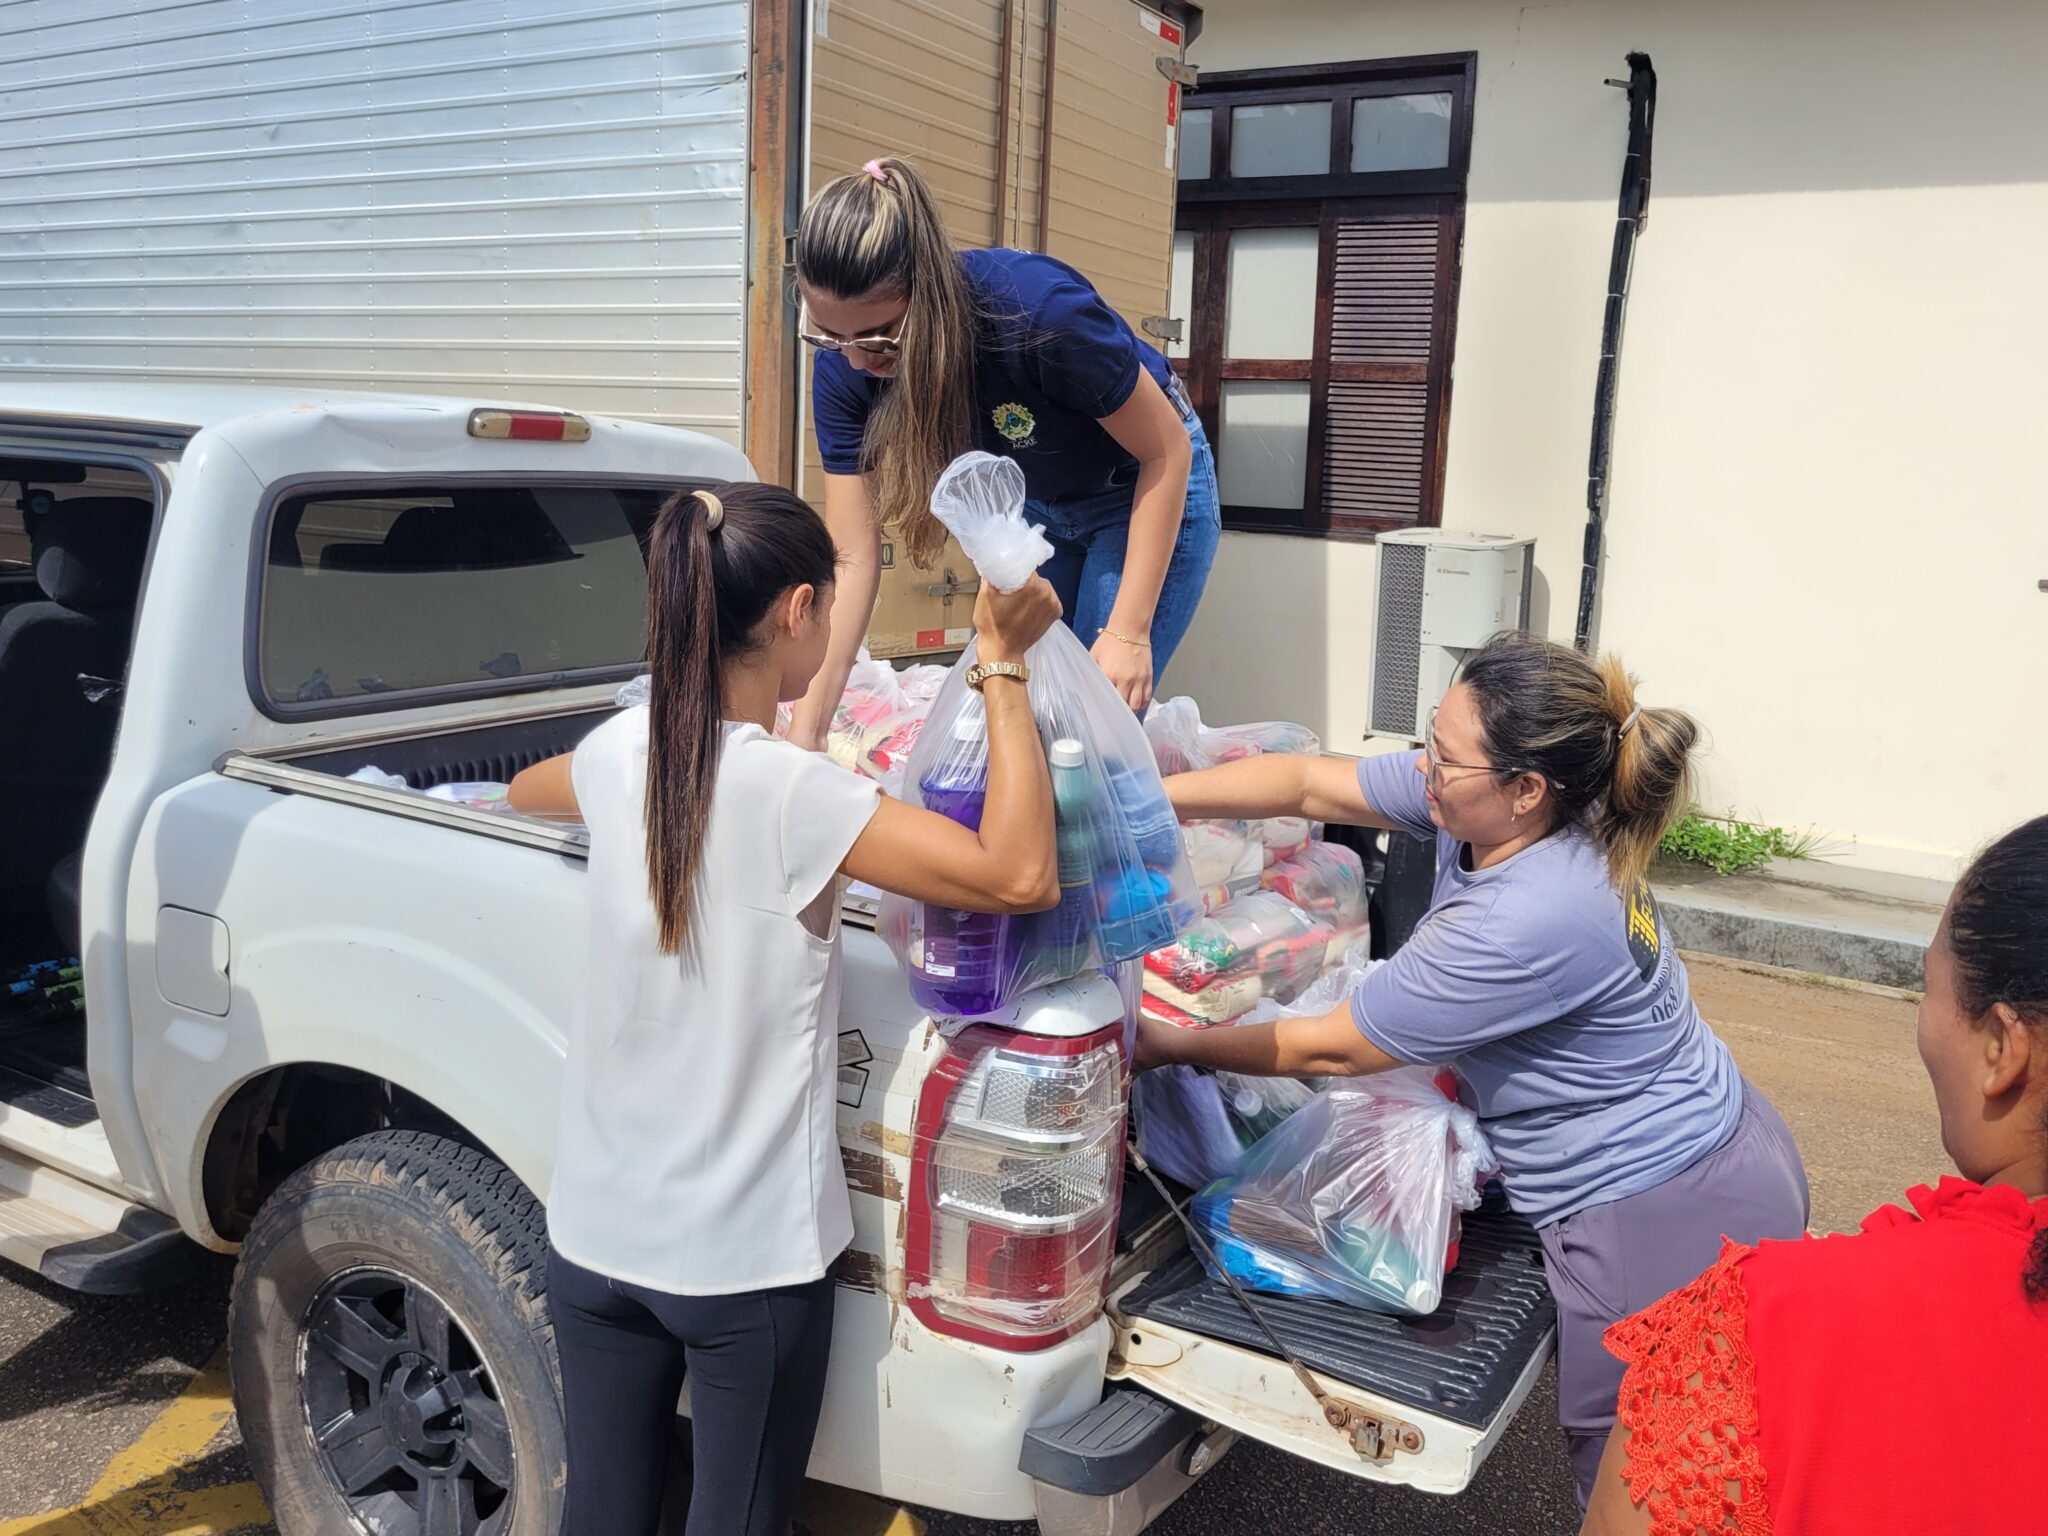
[906,712,1011,1017]
[7,964,82,998]
[1036,738,1098,978]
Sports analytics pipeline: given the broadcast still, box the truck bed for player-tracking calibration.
[1119,1203,1553,1431]
[285,705,615,792]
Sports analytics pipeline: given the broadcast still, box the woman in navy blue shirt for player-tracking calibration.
[785,155,1219,742]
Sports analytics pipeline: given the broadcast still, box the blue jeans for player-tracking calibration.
[1031,413,1220,689]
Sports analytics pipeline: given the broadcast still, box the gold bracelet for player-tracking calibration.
[1101,627,1152,650]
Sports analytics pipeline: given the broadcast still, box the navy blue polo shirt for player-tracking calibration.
[812,248,1178,505]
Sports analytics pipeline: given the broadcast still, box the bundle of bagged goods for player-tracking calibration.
[1137,696,1367,1031]
[879,454,1199,1019]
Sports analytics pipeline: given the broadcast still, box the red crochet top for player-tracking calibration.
[1604,1178,2048,1535]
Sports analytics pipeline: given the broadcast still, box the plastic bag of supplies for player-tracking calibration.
[1191,1069,1496,1316]
[882,454,1199,1019]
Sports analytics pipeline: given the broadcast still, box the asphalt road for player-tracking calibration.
[0,954,1936,1536]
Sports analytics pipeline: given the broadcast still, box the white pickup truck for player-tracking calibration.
[0,383,1555,1536]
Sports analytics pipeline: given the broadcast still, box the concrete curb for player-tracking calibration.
[1652,860,1946,992]
[1659,897,1926,991]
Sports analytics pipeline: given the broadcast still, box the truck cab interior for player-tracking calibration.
[0,458,157,1124]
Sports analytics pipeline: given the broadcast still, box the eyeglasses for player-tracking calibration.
[1421,707,1567,795]
[798,309,906,358]
[1421,707,1499,790]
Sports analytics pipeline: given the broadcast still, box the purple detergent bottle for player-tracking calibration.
[907,711,1012,1017]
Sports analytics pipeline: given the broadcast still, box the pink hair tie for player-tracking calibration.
[861,158,890,184]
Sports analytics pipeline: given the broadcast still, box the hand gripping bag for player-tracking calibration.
[882,454,1199,1019]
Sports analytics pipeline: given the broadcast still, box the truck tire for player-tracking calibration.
[229,1130,563,1536]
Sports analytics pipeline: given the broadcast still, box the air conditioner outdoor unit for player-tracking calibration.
[1368,530,1536,740]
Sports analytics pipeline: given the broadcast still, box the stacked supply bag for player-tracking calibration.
[1145,697,1321,910]
[882,455,1199,1019]
[762,650,950,796]
[1135,695,1368,1030]
[1131,939,1372,1190]
[799,651,949,794]
[1140,893,1356,1030]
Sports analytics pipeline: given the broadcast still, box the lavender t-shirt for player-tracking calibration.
[1353,751,1742,1228]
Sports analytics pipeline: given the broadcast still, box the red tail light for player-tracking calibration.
[905,1024,1127,1351]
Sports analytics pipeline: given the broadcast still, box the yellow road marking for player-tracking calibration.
[3,1349,919,1536]
[796,1481,928,1536]
[0,1347,271,1536]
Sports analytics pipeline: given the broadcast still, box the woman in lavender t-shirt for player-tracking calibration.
[1136,632,1810,1510]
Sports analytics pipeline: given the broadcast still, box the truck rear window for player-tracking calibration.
[259,483,676,712]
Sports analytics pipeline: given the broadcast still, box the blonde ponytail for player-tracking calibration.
[795,155,977,569]
[1595,655,1699,890]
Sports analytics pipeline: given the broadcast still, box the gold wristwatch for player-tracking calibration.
[964,660,1030,692]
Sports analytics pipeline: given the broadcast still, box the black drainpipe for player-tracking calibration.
[1574,52,1657,653]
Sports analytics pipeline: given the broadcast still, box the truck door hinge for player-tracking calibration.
[1141,315,1183,345]
[925,568,980,600]
[1156,58,1198,86]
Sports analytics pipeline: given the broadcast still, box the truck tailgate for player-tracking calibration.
[1109,1206,1554,1494]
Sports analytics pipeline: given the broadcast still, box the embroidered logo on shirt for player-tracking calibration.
[991,401,1037,447]
[1625,879,1662,981]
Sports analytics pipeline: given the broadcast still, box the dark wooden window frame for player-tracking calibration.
[1175,53,1475,541]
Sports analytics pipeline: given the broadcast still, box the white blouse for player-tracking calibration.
[548,710,882,1294]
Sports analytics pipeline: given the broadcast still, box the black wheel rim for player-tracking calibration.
[299,1267,515,1536]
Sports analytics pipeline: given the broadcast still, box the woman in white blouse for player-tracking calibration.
[509,481,1060,1536]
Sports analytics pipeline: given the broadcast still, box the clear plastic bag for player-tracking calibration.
[1142,695,1210,776]
[1205,718,1322,762]
[882,454,1199,1020]
[926,452,1056,592]
[1263,842,1367,926]
[424,781,515,814]
[1254,816,1313,867]
[1144,696,1322,868]
[1216,1072,1320,1144]
[1192,1069,1497,1316]
[1144,696,1321,771]
[1142,893,1335,1009]
[772,649,949,794]
[1240,938,1376,1027]
[1181,821,1266,915]
[1136,947,1374,1179]
[1209,946,1378,1136]
[853,714,929,796]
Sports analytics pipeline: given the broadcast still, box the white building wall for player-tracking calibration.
[1178,0,2048,879]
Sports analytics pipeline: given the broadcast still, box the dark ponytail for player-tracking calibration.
[643,481,839,954]
[1458,632,1699,889]
[1943,815,2048,1300]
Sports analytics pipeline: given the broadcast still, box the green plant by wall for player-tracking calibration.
[1659,813,1819,877]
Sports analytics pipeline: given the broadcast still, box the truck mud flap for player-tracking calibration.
[1117,1206,1553,1432]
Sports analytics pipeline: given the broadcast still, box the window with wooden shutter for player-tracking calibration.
[1172,55,1473,540]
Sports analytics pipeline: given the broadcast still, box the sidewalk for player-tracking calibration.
[1652,857,1947,991]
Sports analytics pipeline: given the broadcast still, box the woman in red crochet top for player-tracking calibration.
[1583,814,2048,1535]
